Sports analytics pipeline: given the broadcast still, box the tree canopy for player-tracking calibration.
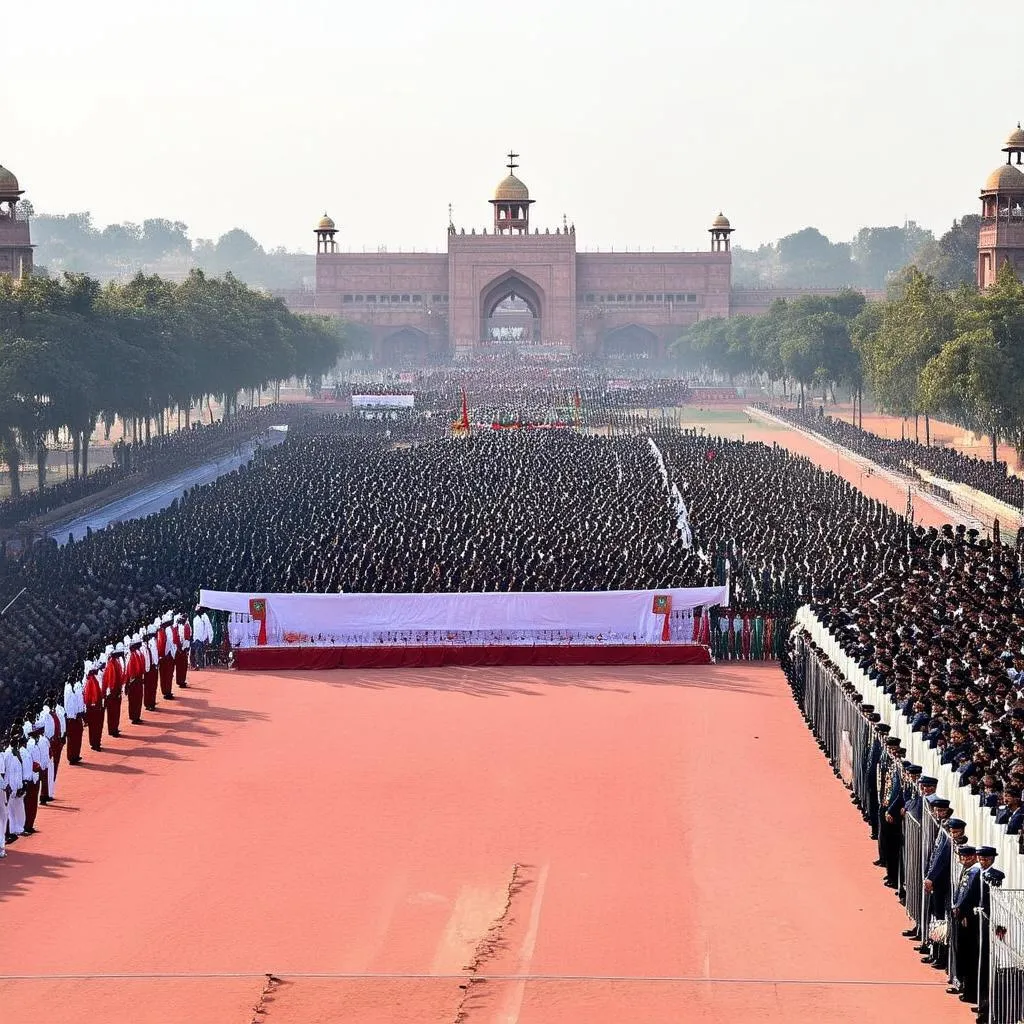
[678,259,1024,463]
[27,212,313,291]
[0,270,342,495]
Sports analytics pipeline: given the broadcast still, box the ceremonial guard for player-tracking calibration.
[83,660,105,752]
[65,680,85,764]
[157,613,177,700]
[0,752,6,858]
[125,634,146,724]
[144,624,160,711]
[37,709,55,804]
[103,643,124,738]
[20,732,40,835]
[3,739,24,843]
[50,697,66,792]
[173,612,191,688]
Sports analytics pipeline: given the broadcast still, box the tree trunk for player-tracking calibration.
[207,396,215,425]
[81,429,90,477]
[2,429,21,498]
[798,380,805,409]
[992,430,998,464]
[185,403,191,429]
[36,440,47,492]
[72,431,80,479]
[924,414,931,447]
[914,414,919,443]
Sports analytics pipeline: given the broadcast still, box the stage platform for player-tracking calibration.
[233,642,712,672]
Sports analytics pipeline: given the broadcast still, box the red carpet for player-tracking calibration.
[234,643,712,671]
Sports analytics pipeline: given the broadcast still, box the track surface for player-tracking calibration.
[0,665,965,1023]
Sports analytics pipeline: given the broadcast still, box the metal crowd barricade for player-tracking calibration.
[948,849,966,987]
[987,889,1024,1024]
[902,812,923,930]
[793,628,1024,1018]
[918,810,937,942]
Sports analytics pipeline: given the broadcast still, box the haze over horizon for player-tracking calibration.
[1,0,1014,255]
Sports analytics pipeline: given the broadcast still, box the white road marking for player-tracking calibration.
[498,862,551,1023]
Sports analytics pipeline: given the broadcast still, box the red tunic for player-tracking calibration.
[102,658,122,697]
[83,673,103,707]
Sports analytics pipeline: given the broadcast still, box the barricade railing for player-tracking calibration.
[794,607,1023,890]
[792,631,1024,1019]
[987,888,1024,1024]
[902,813,923,932]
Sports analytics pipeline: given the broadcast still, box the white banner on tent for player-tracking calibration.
[200,585,728,648]
[352,394,415,409]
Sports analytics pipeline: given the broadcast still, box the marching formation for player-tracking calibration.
[1,607,208,858]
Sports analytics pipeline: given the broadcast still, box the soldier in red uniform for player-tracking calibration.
[65,679,85,764]
[49,698,65,789]
[102,645,124,738]
[126,634,146,724]
[157,612,176,700]
[21,731,41,835]
[143,623,160,711]
[83,661,105,752]
[173,613,191,689]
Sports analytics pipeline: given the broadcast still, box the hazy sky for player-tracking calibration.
[1,1,1016,254]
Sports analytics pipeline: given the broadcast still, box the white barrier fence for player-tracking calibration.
[796,605,1022,890]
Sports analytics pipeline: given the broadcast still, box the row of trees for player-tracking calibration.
[25,208,313,291]
[0,270,342,495]
[732,218,979,292]
[676,263,1024,463]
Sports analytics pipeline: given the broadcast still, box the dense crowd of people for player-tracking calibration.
[809,523,1024,848]
[0,404,315,531]
[0,411,912,737]
[1,606,212,858]
[761,403,1024,510]
[344,364,694,429]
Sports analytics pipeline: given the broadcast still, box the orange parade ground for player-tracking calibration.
[0,664,968,1024]
[0,416,971,1023]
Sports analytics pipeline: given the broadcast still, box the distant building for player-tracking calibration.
[309,155,737,361]
[977,126,1024,289]
[0,161,33,280]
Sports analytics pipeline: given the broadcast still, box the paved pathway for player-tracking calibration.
[46,433,286,544]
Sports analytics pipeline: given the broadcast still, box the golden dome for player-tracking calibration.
[982,163,1024,193]
[316,212,336,231]
[1002,124,1024,152]
[711,212,731,229]
[493,173,530,203]
[0,164,20,194]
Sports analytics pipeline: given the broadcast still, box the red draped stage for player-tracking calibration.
[234,643,712,672]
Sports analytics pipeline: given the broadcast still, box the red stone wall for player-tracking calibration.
[448,230,577,351]
[575,252,729,353]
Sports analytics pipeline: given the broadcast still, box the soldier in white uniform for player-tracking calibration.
[0,752,7,857]
[5,739,25,841]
